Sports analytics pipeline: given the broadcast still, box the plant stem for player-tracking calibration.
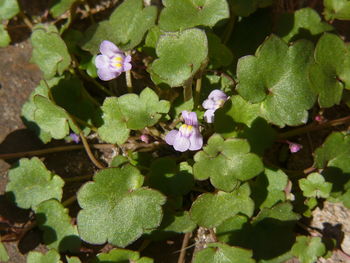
[80,132,105,169]
[183,78,193,101]
[62,195,77,207]
[0,144,113,160]
[194,77,202,109]
[177,232,191,263]
[19,11,33,30]
[125,68,133,93]
[278,115,350,139]
[64,174,93,182]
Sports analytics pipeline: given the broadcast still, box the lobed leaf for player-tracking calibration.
[291,236,326,263]
[193,134,263,192]
[150,28,208,87]
[190,183,254,227]
[0,0,19,20]
[91,248,153,263]
[299,173,332,198]
[192,243,255,263]
[158,0,229,31]
[6,158,64,209]
[35,199,81,252]
[324,0,350,21]
[236,35,316,127]
[27,249,61,263]
[77,165,166,247]
[81,0,157,52]
[50,0,78,18]
[30,24,71,79]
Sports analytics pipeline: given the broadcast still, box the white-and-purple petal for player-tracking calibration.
[165,130,178,146]
[173,133,191,152]
[95,55,110,69]
[188,129,203,151]
[182,111,198,126]
[97,68,121,81]
[100,40,120,57]
[208,89,228,101]
[204,109,216,124]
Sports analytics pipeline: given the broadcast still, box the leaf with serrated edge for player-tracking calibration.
[193,134,263,192]
[30,24,71,79]
[6,158,64,209]
[190,183,254,227]
[150,28,208,87]
[81,0,157,52]
[237,35,316,127]
[192,242,255,263]
[291,236,326,263]
[27,249,61,263]
[309,33,350,108]
[159,0,229,32]
[299,173,332,198]
[35,199,81,252]
[77,165,166,247]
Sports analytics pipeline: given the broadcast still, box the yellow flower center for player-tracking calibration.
[179,124,194,137]
[113,56,123,69]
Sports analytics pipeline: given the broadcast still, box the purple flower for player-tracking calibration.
[202,89,228,123]
[95,40,132,81]
[165,111,203,152]
[69,133,80,144]
[287,141,303,153]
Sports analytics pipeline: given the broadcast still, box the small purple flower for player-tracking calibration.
[95,40,132,81]
[165,111,203,152]
[69,133,80,144]
[202,89,228,123]
[140,134,151,144]
[287,141,303,153]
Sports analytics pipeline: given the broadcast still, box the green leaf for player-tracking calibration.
[190,183,254,227]
[193,134,263,192]
[213,95,260,138]
[193,243,255,263]
[314,132,350,168]
[0,24,10,47]
[291,236,326,263]
[21,78,61,143]
[35,199,81,252]
[309,33,350,108]
[50,0,78,18]
[98,88,169,144]
[207,32,233,68]
[251,168,288,209]
[66,256,81,263]
[31,24,71,79]
[216,215,249,244]
[0,0,19,20]
[148,158,194,196]
[228,0,273,17]
[143,26,162,57]
[299,173,332,198]
[158,0,229,32]
[150,28,208,87]
[324,0,350,21]
[236,35,316,127]
[92,248,143,263]
[0,242,9,262]
[77,165,166,247]
[275,8,333,42]
[33,95,76,139]
[6,158,64,209]
[81,0,157,52]
[27,249,61,263]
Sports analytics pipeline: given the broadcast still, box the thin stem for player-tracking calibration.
[194,77,202,109]
[64,174,93,182]
[125,68,133,93]
[19,11,33,30]
[278,115,350,139]
[177,232,191,263]
[73,116,98,132]
[0,144,113,160]
[62,195,77,207]
[183,79,193,101]
[80,132,105,169]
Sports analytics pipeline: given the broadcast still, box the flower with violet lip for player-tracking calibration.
[165,111,203,152]
[202,89,228,123]
[95,40,132,81]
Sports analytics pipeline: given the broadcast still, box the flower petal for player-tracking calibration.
[124,55,132,64]
[100,40,120,57]
[165,130,178,146]
[204,109,215,123]
[95,55,110,69]
[208,89,227,101]
[97,68,121,81]
[182,111,198,126]
[123,61,132,71]
[173,133,190,152]
[189,129,203,151]
[202,99,215,110]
